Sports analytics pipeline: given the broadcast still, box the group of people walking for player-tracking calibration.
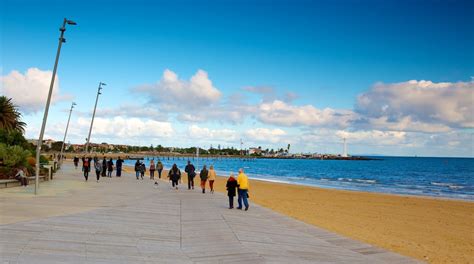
[134,159,163,180]
[183,161,216,193]
[75,156,124,182]
[164,161,250,210]
[73,157,250,211]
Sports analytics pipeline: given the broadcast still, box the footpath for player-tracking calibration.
[0,163,420,263]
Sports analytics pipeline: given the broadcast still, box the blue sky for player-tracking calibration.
[1,0,473,157]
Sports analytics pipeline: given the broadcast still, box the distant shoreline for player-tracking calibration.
[61,152,381,161]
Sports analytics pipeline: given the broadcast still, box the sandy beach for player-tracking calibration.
[144,168,473,264]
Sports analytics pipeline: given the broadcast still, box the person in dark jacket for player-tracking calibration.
[140,162,146,179]
[226,173,238,209]
[134,160,141,180]
[199,165,208,193]
[101,157,107,177]
[73,156,79,169]
[184,161,196,190]
[168,164,181,190]
[116,157,123,177]
[107,158,114,177]
[83,157,90,181]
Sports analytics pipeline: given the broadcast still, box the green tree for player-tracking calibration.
[51,141,63,152]
[0,96,26,133]
[0,129,29,148]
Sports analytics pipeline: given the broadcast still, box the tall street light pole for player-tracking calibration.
[85,82,105,153]
[35,18,77,195]
[59,102,76,166]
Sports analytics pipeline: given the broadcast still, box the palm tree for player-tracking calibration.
[0,96,26,133]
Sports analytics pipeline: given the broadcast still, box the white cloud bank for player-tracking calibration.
[187,125,238,142]
[257,100,357,128]
[0,68,69,114]
[355,80,474,132]
[76,117,174,139]
[135,69,221,111]
[244,128,287,144]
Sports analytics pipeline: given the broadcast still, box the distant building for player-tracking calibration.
[249,147,262,155]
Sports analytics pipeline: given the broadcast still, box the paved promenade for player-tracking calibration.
[0,163,420,263]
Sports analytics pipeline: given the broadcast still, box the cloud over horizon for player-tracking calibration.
[134,69,221,111]
[355,80,474,132]
[11,66,473,156]
[0,68,71,114]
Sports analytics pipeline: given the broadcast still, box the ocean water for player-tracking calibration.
[124,156,474,200]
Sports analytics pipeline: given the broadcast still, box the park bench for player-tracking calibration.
[0,176,47,189]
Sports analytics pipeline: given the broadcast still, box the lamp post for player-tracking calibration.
[35,18,76,195]
[85,82,105,153]
[59,102,76,166]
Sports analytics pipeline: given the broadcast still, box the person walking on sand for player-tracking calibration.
[94,159,102,182]
[107,158,114,177]
[149,160,156,180]
[208,165,217,193]
[237,168,250,211]
[157,160,163,179]
[101,157,107,177]
[200,165,208,193]
[116,156,124,177]
[226,173,238,209]
[185,160,196,190]
[168,164,181,190]
[83,157,90,181]
[134,160,141,180]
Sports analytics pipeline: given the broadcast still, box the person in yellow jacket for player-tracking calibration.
[237,168,250,210]
[208,165,217,193]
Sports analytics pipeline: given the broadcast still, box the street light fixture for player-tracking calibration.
[59,102,76,167]
[85,82,106,153]
[35,18,76,195]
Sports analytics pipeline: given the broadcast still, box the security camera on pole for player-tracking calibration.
[85,82,105,153]
[35,18,77,195]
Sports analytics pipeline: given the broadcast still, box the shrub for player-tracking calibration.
[0,143,31,168]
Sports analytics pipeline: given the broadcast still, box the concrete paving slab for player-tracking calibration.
[0,163,422,263]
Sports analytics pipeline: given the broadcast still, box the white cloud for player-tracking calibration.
[93,105,168,121]
[336,130,407,146]
[135,69,221,111]
[242,86,276,102]
[257,100,357,128]
[356,80,474,132]
[359,116,451,133]
[245,128,287,143]
[0,68,70,114]
[76,116,173,140]
[177,102,256,124]
[187,125,238,142]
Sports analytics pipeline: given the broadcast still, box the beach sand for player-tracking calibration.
[159,171,473,264]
